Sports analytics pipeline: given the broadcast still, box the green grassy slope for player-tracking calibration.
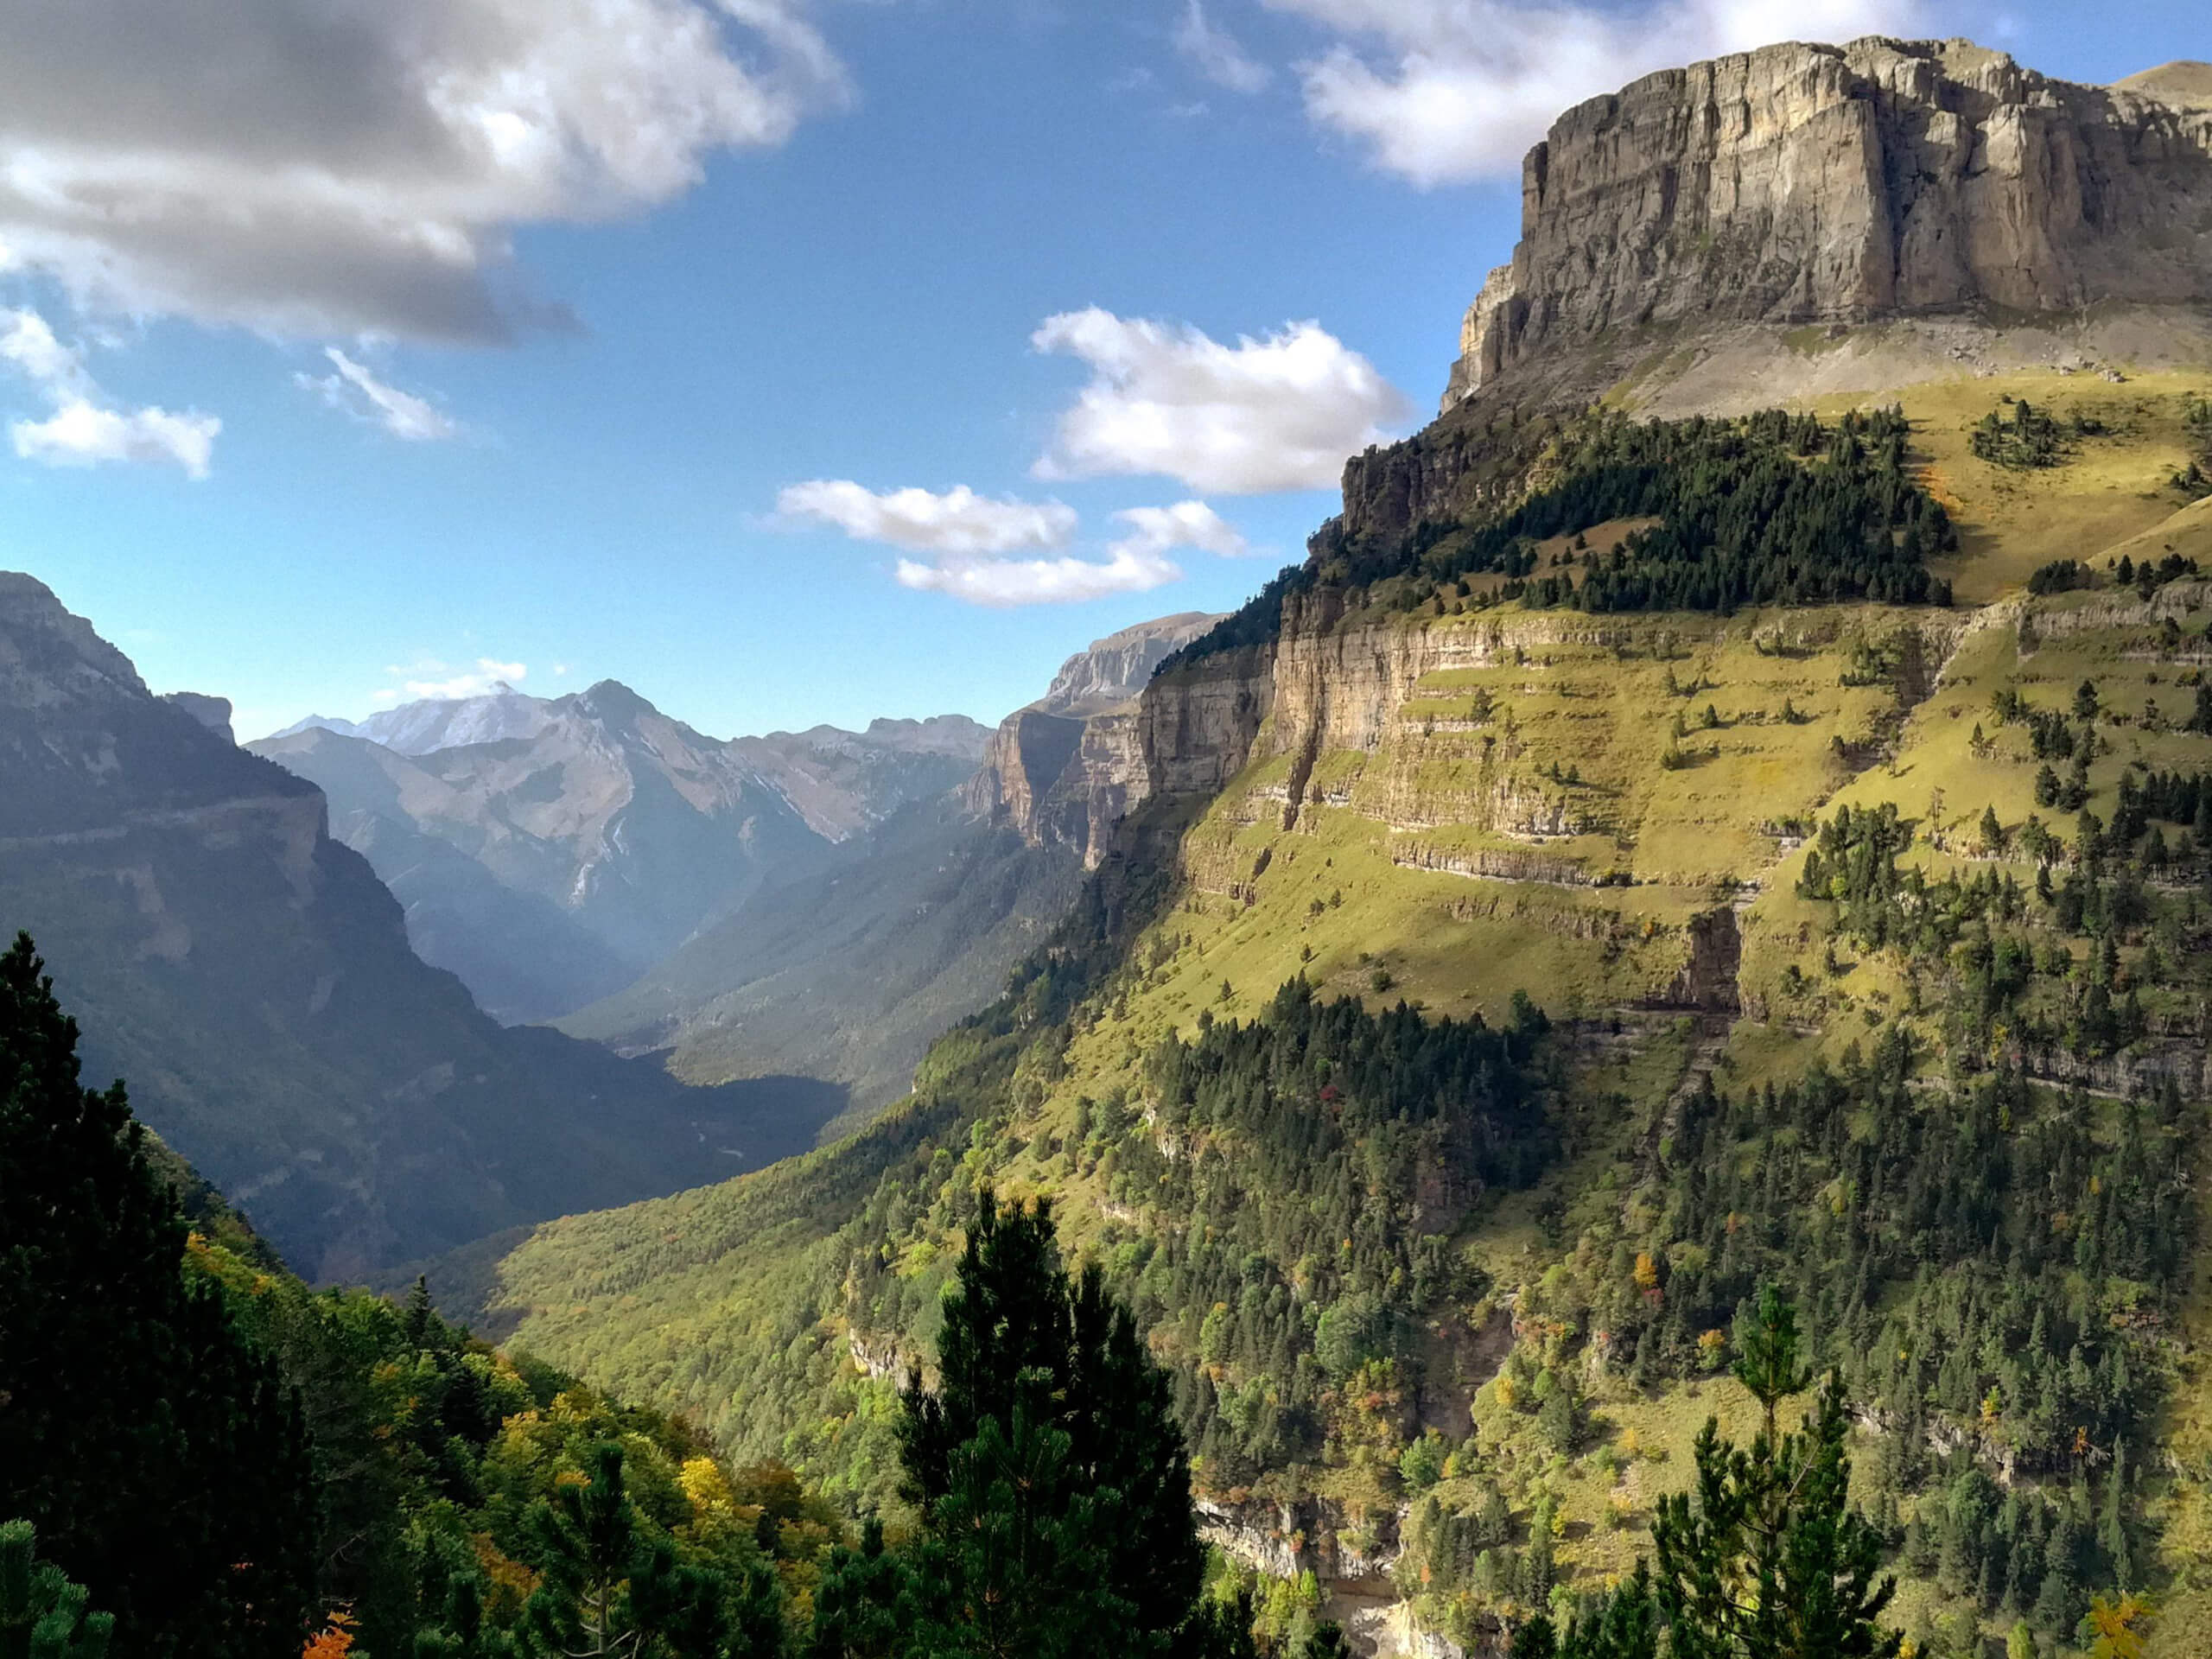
[437,373,2212,1656]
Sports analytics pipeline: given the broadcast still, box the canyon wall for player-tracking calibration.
[964,611,1221,864]
[1446,36,2212,407]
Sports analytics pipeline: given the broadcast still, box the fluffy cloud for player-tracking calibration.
[299,348,459,441]
[776,480,1079,556]
[374,658,528,704]
[1175,1,1274,93]
[0,0,849,342]
[0,306,219,477]
[1265,0,1919,184]
[1110,500,1251,560]
[1032,308,1408,494]
[894,500,1249,608]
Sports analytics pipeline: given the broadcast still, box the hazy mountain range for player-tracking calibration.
[249,691,986,1020]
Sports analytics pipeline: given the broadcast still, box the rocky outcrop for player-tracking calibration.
[1444,37,2212,407]
[1196,1492,1400,1586]
[965,610,1223,863]
[161,692,235,744]
[1034,612,1224,715]
[1653,906,1745,1015]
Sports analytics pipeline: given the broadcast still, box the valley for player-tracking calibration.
[402,38,2212,1659]
[7,25,2212,1659]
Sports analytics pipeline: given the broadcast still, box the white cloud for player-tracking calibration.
[12,401,220,477]
[0,0,851,343]
[894,499,1248,607]
[0,305,219,477]
[0,309,83,389]
[298,347,458,441]
[776,480,1079,555]
[1175,1,1274,93]
[384,658,528,702]
[1032,307,1408,494]
[1110,500,1251,559]
[1265,0,1919,184]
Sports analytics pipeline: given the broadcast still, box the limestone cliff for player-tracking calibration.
[964,610,1222,863]
[1444,37,2212,408]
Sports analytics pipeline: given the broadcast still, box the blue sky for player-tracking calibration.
[0,0,2202,740]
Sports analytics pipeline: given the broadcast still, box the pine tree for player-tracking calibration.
[1,1520,113,1659]
[0,934,315,1659]
[1732,1283,1814,1445]
[515,1443,757,1659]
[898,1191,1207,1656]
[808,1521,911,1659]
[1651,1293,1898,1659]
[1558,1561,1659,1659]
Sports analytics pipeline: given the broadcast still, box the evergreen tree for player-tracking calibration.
[898,1191,1206,1656]
[515,1442,767,1659]
[0,934,315,1659]
[1652,1292,1898,1659]
[905,1411,1128,1659]
[1733,1283,1814,1445]
[807,1521,911,1659]
[1558,1562,1659,1659]
[0,1520,113,1659]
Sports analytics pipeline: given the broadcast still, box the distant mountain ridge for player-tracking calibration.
[251,690,988,1020]
[261,684,551,753]
[0,573,844,1279]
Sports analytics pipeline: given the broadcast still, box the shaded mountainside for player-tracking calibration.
[0,573,843,1280]
[253,695,987,1020]
[240,724,639,1022]
[560,796,1082,1133]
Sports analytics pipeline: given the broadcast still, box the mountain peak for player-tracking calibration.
[0,571,153,707]
[575,678,660,728]
[1033,610,1226,717]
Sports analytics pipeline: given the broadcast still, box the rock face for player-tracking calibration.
[965,611,1224,862]
[161,692,235,744]
[1033,613,1223,716]
[1446,37,2212,406]
[0,574,844,1278]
